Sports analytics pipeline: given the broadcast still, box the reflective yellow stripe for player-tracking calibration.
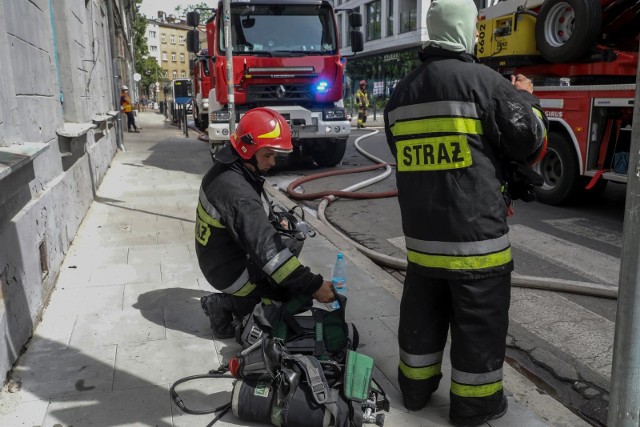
[397,135,472,172]
[391,117,484,136]
[232,281,257,297]
[197,203,225,228]
[399,360,442,380]
[533,106,548,138]
[451,380,503,398]
[407,247,512,270]
[258,121,281,139]
[271,256,301,284]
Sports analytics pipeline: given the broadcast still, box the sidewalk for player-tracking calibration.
[0,112,586,426]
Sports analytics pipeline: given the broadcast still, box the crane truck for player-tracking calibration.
[478,0,639,204]
[186,0,363,167]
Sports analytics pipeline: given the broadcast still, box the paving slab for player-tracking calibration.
[43,385,173,427]
[113,337,218,389]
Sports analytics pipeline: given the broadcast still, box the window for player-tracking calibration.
[161,33,166,43]
[170,34,175,44]
[399,0,417,33]
[172,70,177,79]
[180,53,185,62]
[171,52,176,62]
[387,0,394,37]
[181,70,186,78]
[219,4,337,54]
[150,46,158,53]
[164,70,169,78]
[149,30,156,38]
[162,52,168,61]
[179,35,184,44]
[366,1,381,41]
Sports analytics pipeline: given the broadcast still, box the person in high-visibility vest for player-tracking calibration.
[120,86,139,132]
[355,80,369,128]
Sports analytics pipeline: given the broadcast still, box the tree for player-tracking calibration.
[175,2,215,22]
[133,0,166,98]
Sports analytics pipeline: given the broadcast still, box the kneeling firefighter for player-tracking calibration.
[195,107,335,339]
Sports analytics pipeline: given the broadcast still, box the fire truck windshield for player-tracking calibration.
[219,4,337,55]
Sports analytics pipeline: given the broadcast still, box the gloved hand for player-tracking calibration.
[504,161,544,202]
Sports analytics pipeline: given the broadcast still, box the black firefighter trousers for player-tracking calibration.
[397,265,511,421]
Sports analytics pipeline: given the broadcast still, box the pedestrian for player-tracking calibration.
[195,107,335,339]
[355,80,369,128]
[383,0,548,426]
[120,85,139,132]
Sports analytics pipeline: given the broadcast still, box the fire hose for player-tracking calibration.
[286,129,618,299]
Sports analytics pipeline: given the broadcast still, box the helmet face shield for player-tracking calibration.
[231,108,293,160]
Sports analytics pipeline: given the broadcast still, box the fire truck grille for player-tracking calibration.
[247,84,313,103]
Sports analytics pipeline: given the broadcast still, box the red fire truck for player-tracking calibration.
[478,0,639,204]
[186,1,363,166]
[192,49,212,132]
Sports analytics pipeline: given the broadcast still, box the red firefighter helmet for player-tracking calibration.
[359,80,367,86]
[230,108,293,160]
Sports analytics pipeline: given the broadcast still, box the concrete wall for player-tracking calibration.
[0,0,126,378]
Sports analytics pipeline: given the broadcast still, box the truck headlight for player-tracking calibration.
[323,108,346,121]
[202,100,209,111]
[210,111,231,122]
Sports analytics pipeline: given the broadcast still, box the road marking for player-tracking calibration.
[542,218,622,248]
[388,236,406,252]
[509,224,620,287]
[510,287,614,382]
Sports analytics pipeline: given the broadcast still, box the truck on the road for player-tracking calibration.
[478,0,639,204]
[186,1,363,166]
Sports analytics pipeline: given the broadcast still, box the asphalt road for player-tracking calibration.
[267,129,628,426]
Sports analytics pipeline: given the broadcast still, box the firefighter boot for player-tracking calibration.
[200,293,236,339]
[450,395,508,427]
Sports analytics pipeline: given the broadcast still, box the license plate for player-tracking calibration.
[291,130,299,139]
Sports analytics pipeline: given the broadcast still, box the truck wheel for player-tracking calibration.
[200,114,209,132]
[535,0,601,63]
[533,131,580,205]
[210,143,224,162]
[193,109,200,129]
[310,138,347,167]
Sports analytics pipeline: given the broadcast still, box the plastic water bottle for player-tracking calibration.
[331,253,347,309]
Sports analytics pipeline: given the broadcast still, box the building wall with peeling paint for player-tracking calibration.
[0,0,133,378]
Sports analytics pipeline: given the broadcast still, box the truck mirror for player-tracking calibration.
[242,17,255,28]
[350,30,364,53]
[349,12,362,28]
[186,11,200,27]
[186,30,199,53]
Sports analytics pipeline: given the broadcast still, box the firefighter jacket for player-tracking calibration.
[356,89,369,110]
[384,47,547,280]
[195,159,324,297]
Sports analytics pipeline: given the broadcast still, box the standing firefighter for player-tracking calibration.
[383,0,548,426]
[195,108,335,339]
[355,80,369,128]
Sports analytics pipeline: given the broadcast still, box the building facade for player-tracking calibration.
[0,0,135,377]
[146,17,191,103]
[337,0,487,99]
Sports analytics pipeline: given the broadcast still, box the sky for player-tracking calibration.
[139,0,209,19]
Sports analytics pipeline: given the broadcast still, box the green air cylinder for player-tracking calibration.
[231,380,275,424]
